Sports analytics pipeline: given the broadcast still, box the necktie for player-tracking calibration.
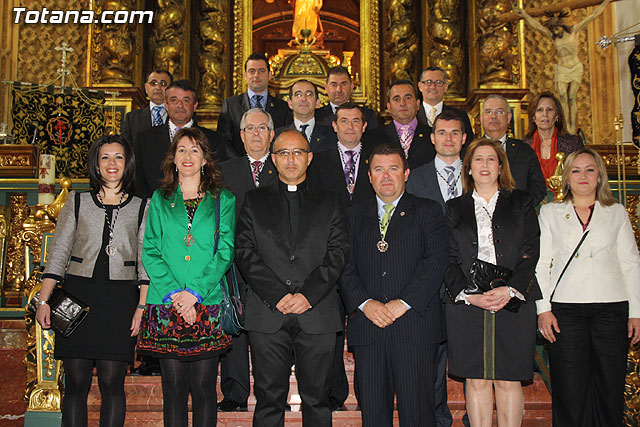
[428,108,437,127]
[380,204,395,238]
[152,106,164,126]
[251,160,262,187]
[399,125,412,155]
[343,150,356,198]
[300,124,309,142]
[444,165,458,199]
[251,94,264,109]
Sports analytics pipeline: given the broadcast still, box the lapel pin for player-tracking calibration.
[268,169,273,174]
[365,159,369,164]
[400,211,405,216]
[565,213,570,219]
[418,134,423,138]
[171,203,175,208]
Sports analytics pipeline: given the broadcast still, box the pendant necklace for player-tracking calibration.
[184,190,202,247]
[435,168,461,200]
[338,145,359,195]
[96,190,126,256]
[377,207,395,253]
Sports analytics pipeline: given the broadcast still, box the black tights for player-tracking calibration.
[159,357,219,427]
[61,358,128,427]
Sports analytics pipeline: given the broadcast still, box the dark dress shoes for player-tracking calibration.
[217,399,248,412]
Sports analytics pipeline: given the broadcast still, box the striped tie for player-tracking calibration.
[152,106,164,126]
[445,165,457,199]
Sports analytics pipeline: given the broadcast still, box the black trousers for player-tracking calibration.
[249,315,336,427]
[548,302,629,427]
[353,331,438,427]
[219,330,250,404]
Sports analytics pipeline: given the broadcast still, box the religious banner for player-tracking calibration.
[11,89,106,178]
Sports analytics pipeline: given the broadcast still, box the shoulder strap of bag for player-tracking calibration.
[549,230,590,301]
[137,198,147,228]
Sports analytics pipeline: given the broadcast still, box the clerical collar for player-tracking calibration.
[279,179,307,192]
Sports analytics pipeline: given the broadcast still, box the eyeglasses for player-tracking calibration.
[147,80,169,87]
[483,109,506,117]
[273,148,309,158]
[292,90,315,99]
[420,79,445,87]
[242,125,271,133]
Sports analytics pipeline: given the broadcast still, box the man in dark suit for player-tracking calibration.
[274,79,336,153]
[307,102,376,411]
[315,65,380,130]
[135,79,224,198]
[121,69,173,146]
[217,53,292,158]
[340,143,449,426]
[235,129,349,426]
[480,94,546,205]
[405,110,467,427]
[379,79,435,170]
[217,108,279,413]
[417,66,474,141]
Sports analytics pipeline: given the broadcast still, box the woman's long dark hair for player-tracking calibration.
[159,127,225,199]
[87,134,136,195]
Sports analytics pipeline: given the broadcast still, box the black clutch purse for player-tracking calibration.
[465,259,521,313]
[28,287,90,337]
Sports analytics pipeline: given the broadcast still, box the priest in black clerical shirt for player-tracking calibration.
[235,129,349,426]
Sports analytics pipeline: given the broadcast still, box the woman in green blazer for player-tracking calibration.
[137,127,235,427]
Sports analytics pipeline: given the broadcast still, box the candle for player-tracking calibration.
[38,154,55,205]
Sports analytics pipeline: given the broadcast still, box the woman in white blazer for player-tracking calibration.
[536,148,640,426]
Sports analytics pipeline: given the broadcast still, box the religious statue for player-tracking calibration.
[477,0,516,85]
[289,0,323,46]
[515,0,611,134]
[152,0,185,76]
[385,0,419,82]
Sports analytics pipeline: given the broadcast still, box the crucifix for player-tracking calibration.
[54,42,74,87]
[499,0,617,134]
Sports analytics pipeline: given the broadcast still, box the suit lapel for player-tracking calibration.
[241,92,251,111]
[260,156,278,187]
[458,193,478,236]
[385,193,414,239]
[428,162,446,208]
[408,123,429,158]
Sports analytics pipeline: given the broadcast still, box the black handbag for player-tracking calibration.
[213,197,245,335]
[28,286,90,337]
[465,258,521,313]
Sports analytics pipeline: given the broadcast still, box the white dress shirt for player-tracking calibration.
[294,117,316,140]
[434,156,462,201]
[423,101,443,124]
[149,101,167,124]
[168,119,193,140]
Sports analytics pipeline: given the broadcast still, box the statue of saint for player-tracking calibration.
[290,0,323,43]
[515,0,611,134]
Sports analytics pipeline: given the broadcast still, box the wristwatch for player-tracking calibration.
[37,300,48,306]
[507,287,516,298]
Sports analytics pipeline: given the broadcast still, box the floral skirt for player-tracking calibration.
[137,303,231,361]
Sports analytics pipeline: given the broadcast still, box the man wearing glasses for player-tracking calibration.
[417,66,474,142]
[217,53,292,159]
[217,108,279,413]
[480,94,546,205]
[236,129,349,426]
[121,68,173,146]
[275,79,336,153]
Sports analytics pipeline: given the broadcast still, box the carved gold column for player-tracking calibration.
[197,0,228,109]
[469,0,524,89]
[89,0,140,86]
[384,0,419,84]
[2,194,28,304]
[151,0,190,79]
[423,0,467,97]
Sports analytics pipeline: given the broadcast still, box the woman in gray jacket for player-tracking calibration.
[36,135,148,427]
